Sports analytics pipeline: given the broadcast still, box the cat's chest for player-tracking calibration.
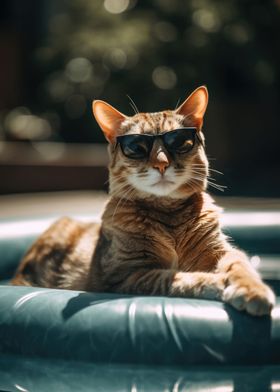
[142,214,195,269]
[108,204,199,269]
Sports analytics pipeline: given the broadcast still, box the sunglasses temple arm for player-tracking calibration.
[196,132,205,148]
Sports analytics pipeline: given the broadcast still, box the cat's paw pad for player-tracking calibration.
[223,281,275,316]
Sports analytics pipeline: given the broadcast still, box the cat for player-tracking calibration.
[12,86,275,316]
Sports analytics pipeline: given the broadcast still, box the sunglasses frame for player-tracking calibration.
[115,127,204,160]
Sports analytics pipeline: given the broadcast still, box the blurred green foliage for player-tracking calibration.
[6,0,276,143]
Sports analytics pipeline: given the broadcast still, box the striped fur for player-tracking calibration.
[12,87,275,316]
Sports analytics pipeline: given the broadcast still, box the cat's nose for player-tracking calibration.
[153,151,170,174]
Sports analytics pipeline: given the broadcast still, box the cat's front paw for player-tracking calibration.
[222,280,275,316]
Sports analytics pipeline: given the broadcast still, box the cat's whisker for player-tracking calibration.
[137,173,148,178]
[108,174,128,187]
[191,167,225,184]
[187,179,204,195]
[191,168,207,173]
[191,172,226,192]
[191,168,206,173]
[127,95,139,114]
[187,180,198,194]
[192,171,216,182]
[116,188,137,216]
[112,190,131,222]
[209,168,224,176]
[207,181,227,192]
[109,180,125,189]
[110,173,128,180]
[111,186,136,223]
[110,180,132,194]
[190,176,205,184]
[174,98,181,110]
[110,173,131,183]
[191,171,207,179]
[189,176,203,184]
[207,156,217,161]
[110,177,128,186]
[106,176,123,185]
[111,183,132,196]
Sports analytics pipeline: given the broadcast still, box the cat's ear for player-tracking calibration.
[176,86,208,128]
[92,100,127,143]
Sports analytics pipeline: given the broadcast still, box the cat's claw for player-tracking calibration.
[223,281,275,316]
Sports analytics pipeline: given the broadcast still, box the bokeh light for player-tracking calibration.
[104,0,130,14]
[192,8,221,32]
[152,66,177,90]
[32,142,66,161]
[47,73,74,103]
[4,108,52,141]
[104,48,128,69]
[0,0,279,196]
[66,58,93,83]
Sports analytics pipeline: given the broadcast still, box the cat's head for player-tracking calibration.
[92,86,209,200]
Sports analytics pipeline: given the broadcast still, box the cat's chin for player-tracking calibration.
[125,167,207,199]
[134,186,195,200]
[129,181,186,199]
[129,178,207,199]
[145,183,178,197]
[126,173,193,199]
[126,176,176,197]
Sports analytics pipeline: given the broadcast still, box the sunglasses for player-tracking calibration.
[116,127,202,160]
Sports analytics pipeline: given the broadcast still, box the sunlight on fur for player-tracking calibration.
[12,86,275,317]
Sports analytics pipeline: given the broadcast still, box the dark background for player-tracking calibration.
[0,0,279,196]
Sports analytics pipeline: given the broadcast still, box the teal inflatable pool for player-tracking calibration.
[0,212,280,391]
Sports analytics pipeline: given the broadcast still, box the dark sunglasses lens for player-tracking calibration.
[164,129,196,153]
[119,135,151,159]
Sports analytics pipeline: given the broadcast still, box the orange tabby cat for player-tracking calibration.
[12,86,275,316]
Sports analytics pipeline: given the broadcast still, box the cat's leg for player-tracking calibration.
[108,252,274,316]
[108,267,225,301]
[216,249,275,316]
